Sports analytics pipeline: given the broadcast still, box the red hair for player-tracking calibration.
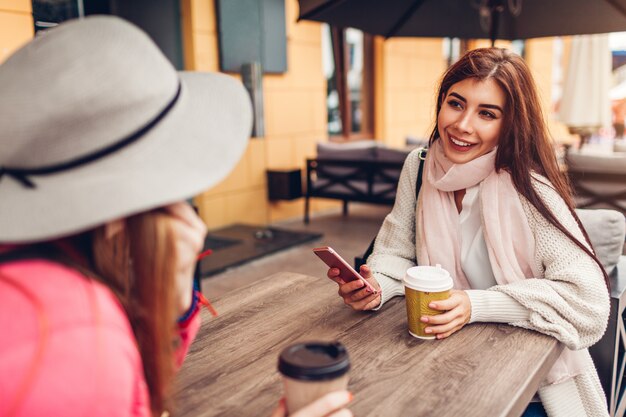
[92,210,179,415]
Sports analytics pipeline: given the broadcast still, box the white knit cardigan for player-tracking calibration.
[369,149,611,417]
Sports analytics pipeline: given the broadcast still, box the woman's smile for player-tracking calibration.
[448,133,476,150]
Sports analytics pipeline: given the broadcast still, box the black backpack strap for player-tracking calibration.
[355,237,377,270]
[355,148,427,269]
[415,148,427,197]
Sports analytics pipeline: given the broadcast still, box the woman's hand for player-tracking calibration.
[270,391,353,417]
[162,202,208,314]
[421,289,471,339]
[327,265,381,310]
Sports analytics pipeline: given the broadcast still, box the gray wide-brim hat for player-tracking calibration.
[0,16,252,243]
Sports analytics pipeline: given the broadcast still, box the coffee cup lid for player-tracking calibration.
[278,341,350,381]
[404,264,453,292]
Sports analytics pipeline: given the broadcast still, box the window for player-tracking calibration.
[443,38,462,67]
[551,37,564,112]
[322,25,374,140]
[32,0,82,33]
[31,0,184,69]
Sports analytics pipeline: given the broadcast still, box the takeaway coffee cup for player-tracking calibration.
[404,264,453,339]
[278,341,350,414]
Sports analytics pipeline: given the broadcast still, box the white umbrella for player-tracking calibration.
[558,34,612,130]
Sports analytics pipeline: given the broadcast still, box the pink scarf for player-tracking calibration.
[417,140,589,385]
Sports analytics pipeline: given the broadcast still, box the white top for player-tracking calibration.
[460,192,539,403]
[459,185,497,290]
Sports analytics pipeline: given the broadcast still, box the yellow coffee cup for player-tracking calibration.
[403,265,453,339]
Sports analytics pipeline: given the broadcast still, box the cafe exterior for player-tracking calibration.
[0,0,574,230]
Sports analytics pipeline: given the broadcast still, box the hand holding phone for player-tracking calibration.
[313,246,378,294]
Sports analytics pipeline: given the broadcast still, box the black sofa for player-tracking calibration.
[304,141,412,223]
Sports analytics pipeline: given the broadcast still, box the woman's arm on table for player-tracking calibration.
[464,181,610,349]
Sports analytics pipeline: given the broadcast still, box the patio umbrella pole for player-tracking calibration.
[489,0,504,47]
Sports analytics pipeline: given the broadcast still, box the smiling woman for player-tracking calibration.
[323,48,612,417]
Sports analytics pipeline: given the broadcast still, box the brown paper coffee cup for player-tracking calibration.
[404,265,453,339]
[278,341,350,414]
[282,374,349,414]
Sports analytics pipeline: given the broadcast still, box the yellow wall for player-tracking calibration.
[182,0,335,228]
[0,0,33,64]
[376,37,447,147]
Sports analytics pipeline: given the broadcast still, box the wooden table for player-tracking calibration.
[174,272,563,417]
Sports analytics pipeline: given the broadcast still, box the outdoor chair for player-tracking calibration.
[580,209,626,417]
[564,148,626,216]
[304,141,409,223]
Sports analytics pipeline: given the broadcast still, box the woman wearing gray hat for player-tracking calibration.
[0,17,352,417]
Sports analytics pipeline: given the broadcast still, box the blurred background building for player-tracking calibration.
[0,0,621,229]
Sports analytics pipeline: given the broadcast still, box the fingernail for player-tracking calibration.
[347,392,354,402]
[366,288,373,293]
[429,302,436,308]
[436,334,443,339]
[420,316,428,323]
[425,328,432,333]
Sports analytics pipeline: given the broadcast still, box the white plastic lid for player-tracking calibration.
[403,264,453,292]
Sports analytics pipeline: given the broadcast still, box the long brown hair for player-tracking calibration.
[429,47,609,288]
[91,210,179,416]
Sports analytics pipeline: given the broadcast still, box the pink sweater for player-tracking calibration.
[0,259,200,417]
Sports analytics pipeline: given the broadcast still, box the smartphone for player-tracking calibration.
[313,246,378,294]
